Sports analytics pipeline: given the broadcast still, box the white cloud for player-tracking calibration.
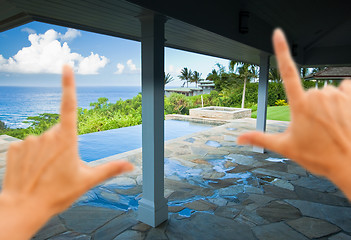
[59,28,81,42]
[127,59,139,72]
[21,27,36,34]
[114,59,140,74]
[115,63,125,74]
[0,29,108,74]
[77,53,109,75]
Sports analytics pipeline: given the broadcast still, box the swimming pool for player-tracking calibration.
[79,120,214,162]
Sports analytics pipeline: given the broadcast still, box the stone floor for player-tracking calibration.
[1,118,351,240]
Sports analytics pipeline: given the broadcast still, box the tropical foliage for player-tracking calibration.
[178,67,192,88]
[229,61,257,108]
[190,71,202,87]
[164,73,174,85]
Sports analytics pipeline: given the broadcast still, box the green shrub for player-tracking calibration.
[247,103,258,111]
[165,93,191,115]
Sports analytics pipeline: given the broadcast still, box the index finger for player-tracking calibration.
[273,29,304,107]
[60,65,77,136]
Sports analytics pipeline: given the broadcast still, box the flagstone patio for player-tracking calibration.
[1,118,350,240]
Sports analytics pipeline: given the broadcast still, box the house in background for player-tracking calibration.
[165,80,215,96]
[304,67,351,88]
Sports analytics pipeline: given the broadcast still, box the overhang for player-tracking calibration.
[1,0,350,67]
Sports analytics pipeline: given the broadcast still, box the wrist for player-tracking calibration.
[0,192,52,239]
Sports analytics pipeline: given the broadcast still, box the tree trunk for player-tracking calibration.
[241,77,247,108]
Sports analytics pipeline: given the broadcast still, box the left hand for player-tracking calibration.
[0,66,133,239]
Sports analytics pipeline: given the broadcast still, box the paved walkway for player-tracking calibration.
[1,118,351,240]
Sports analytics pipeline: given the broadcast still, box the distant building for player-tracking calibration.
[198,80,215,94]
[304,67,351,88]
[165,80,215,97]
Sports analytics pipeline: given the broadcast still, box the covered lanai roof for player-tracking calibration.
[1,0,351,67]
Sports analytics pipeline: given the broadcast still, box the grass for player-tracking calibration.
[251,105,290,121]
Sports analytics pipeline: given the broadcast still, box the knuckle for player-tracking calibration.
[41,130,55,143]
[24,135,38,145]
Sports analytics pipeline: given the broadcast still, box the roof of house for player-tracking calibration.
[199,80,214,83]
[200,83,215,87]
[166,88,202,92]
[305,67,351,80]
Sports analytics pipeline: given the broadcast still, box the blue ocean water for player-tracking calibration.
[0,86,141,128]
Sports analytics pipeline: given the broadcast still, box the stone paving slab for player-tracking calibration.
[253,222,309,240]
[1,119,351,239]
[33,216,67,240]
[256,200,302,223]
[329,232,351,240]
[60,206,123,234]
[286,217,340,239]
[166,212,256,240]
[285,200,351,232]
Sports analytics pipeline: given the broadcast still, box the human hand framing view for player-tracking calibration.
[0,66,134,240]
[238,29,351,200]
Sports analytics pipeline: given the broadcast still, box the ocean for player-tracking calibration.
[0,86,141,128]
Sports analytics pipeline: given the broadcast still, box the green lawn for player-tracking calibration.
[251,106,290,121]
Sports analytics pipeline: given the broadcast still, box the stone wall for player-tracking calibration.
[189,106,251,120]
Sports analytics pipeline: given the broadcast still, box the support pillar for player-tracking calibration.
[315,80,318,89]
[254,53,270,153]
[138,13,168,227]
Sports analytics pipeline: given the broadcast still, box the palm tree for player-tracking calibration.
[191,71,202,87]
[164,73,174,85]
[178,67,192,88]
[269,68,281,82]
[229,60,236,72]
[230,60,257,108]
[206,69,219,81]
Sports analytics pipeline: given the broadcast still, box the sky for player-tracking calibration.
[0,22,230,87]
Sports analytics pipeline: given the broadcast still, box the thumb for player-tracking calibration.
[85,160,134,188]
[237,131,286,154]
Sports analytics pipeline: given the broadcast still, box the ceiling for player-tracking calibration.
[1,0,350,67]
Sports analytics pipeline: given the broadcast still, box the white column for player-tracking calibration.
[138,13,168,227]
[324,80,328,87]
[315,80,318,89]
[254,53,270,153]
